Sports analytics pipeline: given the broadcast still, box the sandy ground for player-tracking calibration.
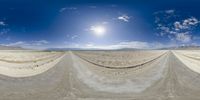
[0,51,65,77]
[0,50,200,100]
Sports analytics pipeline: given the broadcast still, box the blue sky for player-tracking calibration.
[0,0,200,49]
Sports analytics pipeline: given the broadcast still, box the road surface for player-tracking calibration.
[0,51,200,100]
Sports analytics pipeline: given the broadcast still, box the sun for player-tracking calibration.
[90,26,106,36]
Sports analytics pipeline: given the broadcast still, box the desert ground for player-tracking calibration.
[0,50,200,100]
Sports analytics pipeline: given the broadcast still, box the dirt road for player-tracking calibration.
[0,51,200,100]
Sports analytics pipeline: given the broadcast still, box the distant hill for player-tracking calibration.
[115,48,148,51]
[46,47,148,51]
[160,45,200,50]
[45,48,85,51]
[46,45,200,51]
[0,45,25,50]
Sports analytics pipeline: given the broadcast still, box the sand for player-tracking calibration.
[0,51,65,77]
[0,50,200,100]
[173,50,200,74]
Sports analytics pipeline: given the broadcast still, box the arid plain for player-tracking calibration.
[0,50,200,100]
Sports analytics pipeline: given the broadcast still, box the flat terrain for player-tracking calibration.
[0,50,200,100]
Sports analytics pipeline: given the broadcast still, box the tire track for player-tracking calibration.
[73,52,167,69]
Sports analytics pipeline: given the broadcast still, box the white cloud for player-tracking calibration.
[85,43,94,47]
[160,26,170,33]
[154,9,175,16]
[31,40,49,46]
[59,8,66,12]
[173,17,199,43]
[59,7,77,12]
[71,35,78,40]
[118,15,130,22]
[183,17,199,26]
[165,9,175,14]
[66,34,79,40]
[2,40,49,49]
[174,21,183,30]
[102,21,109,25]
[174,17,199,30]
[154,10,199,43]
[5,41,25,47]
[0,21,6,26]
[0,21,9,36]
[175,33,192,43]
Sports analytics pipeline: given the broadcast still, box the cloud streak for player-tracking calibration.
[59,7,77,12]
[2,40,49,49]
[118,15,130,22]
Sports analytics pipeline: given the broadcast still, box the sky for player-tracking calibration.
[0,0,200,49]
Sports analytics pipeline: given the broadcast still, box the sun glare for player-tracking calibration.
[90,26,106,36]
